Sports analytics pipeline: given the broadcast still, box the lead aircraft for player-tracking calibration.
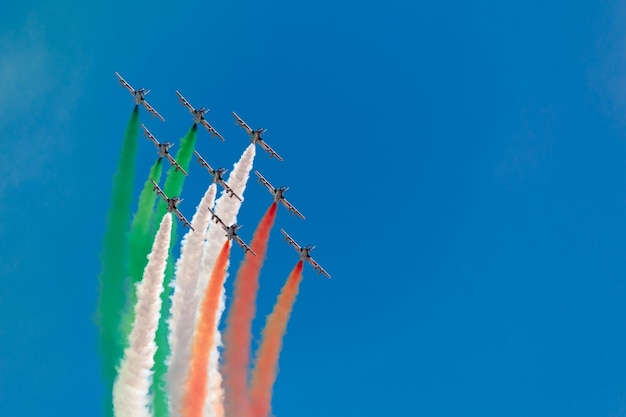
[115,72,165,121]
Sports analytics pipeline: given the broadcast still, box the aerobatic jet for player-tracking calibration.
[194,151,241,201]
[151,180,194,230]
[280,229,330,278]
[142,124,188,176]
[232,112,283,161]
[254,171,304,220]
[208,208,256,256]
[175,91,225,141]
[115,72,165,121]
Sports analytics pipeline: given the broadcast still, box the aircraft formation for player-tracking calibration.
[116,72,331,278]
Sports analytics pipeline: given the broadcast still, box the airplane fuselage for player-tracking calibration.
[133,90,145,105]
[250,130,265,144]
[299,247,312,261]
[193,108,207,124]
[158,143,171,158]
[167,198,180,212]
[273,188,285,202]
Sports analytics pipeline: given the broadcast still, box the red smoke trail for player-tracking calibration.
[249,261,304,417]
[181,240,231,417]
[222,202,278,417]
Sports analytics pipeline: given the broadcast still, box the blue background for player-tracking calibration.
[3,1,626,416]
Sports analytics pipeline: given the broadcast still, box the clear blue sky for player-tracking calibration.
[3,1,626,416]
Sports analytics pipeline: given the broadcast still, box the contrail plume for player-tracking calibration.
[222,202,278,417]
[153,125,199,417]
[97,106,140,417]
[113,213,173,417]
[181,241,231,417]
[122,159,164,338]
[197,144,256,417]
[167,184,217,417]
[250,261,304,417]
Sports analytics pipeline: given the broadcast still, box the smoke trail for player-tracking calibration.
[113,213,173,417]
[167,184,217,417]
[181,241,231,417]
[122,159,164,338]
[197,144,256,417]
[222,202,278,417]
[250,261,304,417]
[153,125,199,417]
[97,106,140,417]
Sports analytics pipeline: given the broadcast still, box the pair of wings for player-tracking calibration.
[194,151,242,201]
[176,91,225,141]
[116,72,165,122]
[151,180,194,230]
[143,124,188,176]
[280,229,330,278]
[208,208,255,255]
[255,171,305,220]
[232,112,283,161]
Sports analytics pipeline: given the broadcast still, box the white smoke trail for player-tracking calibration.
[198,144,256,417]
[167,184,217,417]
[113,213,172,417]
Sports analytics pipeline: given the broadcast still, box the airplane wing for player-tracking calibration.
[151,179,167,200]
[194,151,213,171]
[208,207,227,228]
[115,72,134,93]
[280,228,300,250]
[232,112,254,136]
[142,100,165,122]
[233,235,256,256]
[201,120,225,141]
[280,199,305,220]
[219,180,242,201]
[165,154,188,176]
[254,170,274,191]
[307,257,331,279]
[174,208,195,231]
[142,124,160,147]
[258,140,284,162]
[176,90,195,113]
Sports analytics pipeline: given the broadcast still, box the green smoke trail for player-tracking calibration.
[121,158,164,338]
[96,106,140,417]
[152,124,198,417]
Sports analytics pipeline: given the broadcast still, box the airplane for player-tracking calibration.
[115,72,165,122]
[280,229,330,278]
[232,112,283,161]
[254,171,304,220]
[208,207,256,256]
[151,179,194,230]
[175,91,225,141]
[194,151,242,201]
[142,124,188,176]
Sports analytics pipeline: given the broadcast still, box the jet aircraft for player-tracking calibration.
[254,171,304,219]
[115,72,165,121]
[175,91,225,141]
[142,124,188,176]
[232,112,283,161]
[208,208,256,256]
[151,180,194,230]
[280,229,330,278]
[194,151,242,201]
